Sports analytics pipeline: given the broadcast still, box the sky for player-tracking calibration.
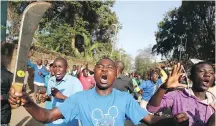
[112,1,182,61]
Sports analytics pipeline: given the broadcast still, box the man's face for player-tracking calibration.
[76,65,80,70]
[73,65,76,71]
[49,65,54,76]
[137,75,141,80]
[37,59,42,65]
[151,73,159,83]
[44,60,48,65]
[53,60,67,81]
[83,69,89,77]
[94,59,117,90]
[192,64,215,91]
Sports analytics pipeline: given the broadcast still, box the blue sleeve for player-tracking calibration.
[125,94,148,125]
[47,79,52,96]
[139,81,147,90]
[44,75,49,87]
[64,78,83,97]
[57,94,79,123]
[157,78,163,86]
[27,60,36,69]
[74,78,83,92]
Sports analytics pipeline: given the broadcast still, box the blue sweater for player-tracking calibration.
[27,60,48,84]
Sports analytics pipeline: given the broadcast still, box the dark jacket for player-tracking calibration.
[1,66,13,124]
[113,75,134,93]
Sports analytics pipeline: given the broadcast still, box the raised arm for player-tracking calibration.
[147,63,187,112]
[125,92,188,125]
[156,65,168,83]
[27,59,36,69]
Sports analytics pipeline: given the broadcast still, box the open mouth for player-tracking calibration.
[100,74,108,84]
[202,79,210,87]
[55,74,61,77]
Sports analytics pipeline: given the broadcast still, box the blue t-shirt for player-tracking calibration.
[58,88,148,126]
[139,79,162,101]
[47,74,83,126]
[44,74,52,110]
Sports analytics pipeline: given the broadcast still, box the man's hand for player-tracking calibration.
[8,86,31,107]
[51,88,66,100]
[163,63,187,89]
[38,71,43,76]
[39,94,48,103]
[174,112,189,125]
[148,112,189,126]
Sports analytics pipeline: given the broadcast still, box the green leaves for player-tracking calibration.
[8,1,120,60]
[153,1,215,62]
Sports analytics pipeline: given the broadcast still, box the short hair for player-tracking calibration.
[96,57,115,66]
[190,61,213,80]
[54,57,68,67]
[82,68,88,73]
[115,61,125,72]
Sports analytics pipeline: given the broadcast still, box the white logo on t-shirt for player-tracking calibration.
[91,106,118,126]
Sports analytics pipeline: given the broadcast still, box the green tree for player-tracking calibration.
[152,1,215,62]
[135,45,157,75]
[8,1,120,59]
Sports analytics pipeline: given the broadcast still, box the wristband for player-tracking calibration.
[160,84,169,90]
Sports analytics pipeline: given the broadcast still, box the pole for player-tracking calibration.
[1,1,8,42]
[111,24,118,57]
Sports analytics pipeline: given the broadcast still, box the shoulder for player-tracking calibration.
[121,76,130,80]
[69,88,92,99]
[113,89,133,99]
[163,89,185,98]
[1,67,13,78]
[141,80,150,85]
[67,75,81,82]
[158,78,162,83]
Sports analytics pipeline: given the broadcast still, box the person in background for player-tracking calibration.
[147,62,216,126]
[27,54,49,104]
[44,62,54,109]
[139,65,168,109]
[78,68,95,90]
[44,60,49,71]
[137,74,143,85]
[179,74,187,84]
[113,61,135,126]
[130,72,135,79]
[1,64,13,125]
[71,65,77,77]
[39,57,83,126]
[113,61,134,93]
[143,73,149,81]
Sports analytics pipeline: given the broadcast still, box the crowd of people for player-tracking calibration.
[1,53,216,126]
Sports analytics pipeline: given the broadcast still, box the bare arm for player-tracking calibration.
[157,67,168,83]
[23,100,62,123]
[142,114,173,125]
[147,63,187,111]
[148,86,168,106]
[143,112,189,126]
